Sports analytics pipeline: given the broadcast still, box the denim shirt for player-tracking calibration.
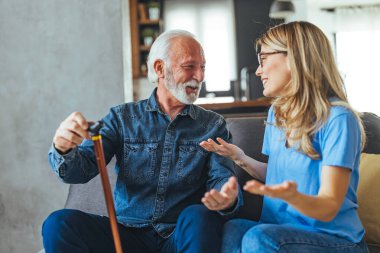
[48,89,243,238]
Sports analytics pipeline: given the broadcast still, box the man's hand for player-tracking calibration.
[53,112,90,154]
[244,179,298,202]
[202,177,239,211]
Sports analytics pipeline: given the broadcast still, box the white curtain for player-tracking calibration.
[163,0,237,92]
[334,5,380,32]
[334,5,380,116]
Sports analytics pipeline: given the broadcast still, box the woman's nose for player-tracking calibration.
[255,65,262,76]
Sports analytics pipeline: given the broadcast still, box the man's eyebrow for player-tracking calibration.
[180,61,206,65]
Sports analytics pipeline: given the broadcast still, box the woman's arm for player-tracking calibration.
[244,165,351,222]
[200,137,267,182]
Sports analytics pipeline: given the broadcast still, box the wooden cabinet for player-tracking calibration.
[130,0,163,78]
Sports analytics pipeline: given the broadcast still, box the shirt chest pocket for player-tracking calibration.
[176,143,208,185]
[123,140,159,184]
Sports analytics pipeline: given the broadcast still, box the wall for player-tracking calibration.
[287,0,335,37]
[233,0,283,100]
[0,0,127,252]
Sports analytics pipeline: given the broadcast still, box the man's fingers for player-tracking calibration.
[57,128,82,145]
[53,112,92,153]
[68,112,88,127]
[53,136,77,152]
[67,120,90,140]
[202,191,220,209]
[68,112,90,138]
[222,177,238,196]
[209,189,228,204]
[203,177,239,211]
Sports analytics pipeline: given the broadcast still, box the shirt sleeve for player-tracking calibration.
[47,107,121,183]
[320,108,362,171]
[262,106,274,156]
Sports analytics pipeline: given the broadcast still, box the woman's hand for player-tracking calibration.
[199,137,245,162]
[244,179,298,203]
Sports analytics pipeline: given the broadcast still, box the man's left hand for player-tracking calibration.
[202,177,238,211]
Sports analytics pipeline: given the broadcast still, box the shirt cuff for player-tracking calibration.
[48,144,77,177]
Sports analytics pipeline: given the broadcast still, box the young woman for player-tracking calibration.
[200,21,368,253]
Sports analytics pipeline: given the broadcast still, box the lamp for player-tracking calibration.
[269,0,295,19]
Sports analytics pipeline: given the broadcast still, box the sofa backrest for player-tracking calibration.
[64,159,116,216]
[225,116,267,220]
[361,112,380,154]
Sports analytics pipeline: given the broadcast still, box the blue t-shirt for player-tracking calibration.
[261,105,364,243]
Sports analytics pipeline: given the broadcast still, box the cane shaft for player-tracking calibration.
[92,135,123,253]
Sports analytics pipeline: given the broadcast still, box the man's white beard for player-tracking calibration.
[164,69,202,105]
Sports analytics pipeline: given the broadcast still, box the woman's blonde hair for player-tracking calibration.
[256,21,366,159]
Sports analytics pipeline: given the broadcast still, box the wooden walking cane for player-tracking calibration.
[88,121,123,253]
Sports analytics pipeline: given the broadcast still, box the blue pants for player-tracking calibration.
[222,219,368,253]
[42,204,225,253]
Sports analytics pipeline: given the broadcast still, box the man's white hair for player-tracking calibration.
[147,30,198,84]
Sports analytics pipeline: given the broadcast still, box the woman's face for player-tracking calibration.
[255,45,291,97]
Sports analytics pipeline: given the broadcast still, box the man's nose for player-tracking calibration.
[192,66,204,82]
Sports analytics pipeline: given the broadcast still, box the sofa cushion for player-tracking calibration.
[357,153,380,245]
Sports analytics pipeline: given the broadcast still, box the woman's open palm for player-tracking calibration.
[199,137,244,161]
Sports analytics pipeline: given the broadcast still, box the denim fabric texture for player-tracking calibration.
[222,219,368,253]
[42,205,225,253]
[48,89,242,238]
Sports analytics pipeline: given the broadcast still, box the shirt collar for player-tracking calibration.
[145,88,197,120]
[145,88,160,112]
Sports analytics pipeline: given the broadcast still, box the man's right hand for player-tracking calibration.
[53,112,90,154]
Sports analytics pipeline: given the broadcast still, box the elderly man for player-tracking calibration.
[42,30,242,253]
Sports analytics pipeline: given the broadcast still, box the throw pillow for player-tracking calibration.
[357,153,380,244]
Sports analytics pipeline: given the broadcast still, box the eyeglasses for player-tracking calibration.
[257,51,287,67]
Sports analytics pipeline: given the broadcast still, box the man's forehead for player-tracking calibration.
[170,37,205,63]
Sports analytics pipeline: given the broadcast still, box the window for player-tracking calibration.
[163,0,237,94]
[336,32,380,116]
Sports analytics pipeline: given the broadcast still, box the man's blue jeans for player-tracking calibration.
[42,204,225,253]
[222,219,368,253]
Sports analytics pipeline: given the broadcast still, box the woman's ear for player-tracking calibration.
[153,60,165,79]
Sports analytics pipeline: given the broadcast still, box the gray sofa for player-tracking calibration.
[58,112,380,252]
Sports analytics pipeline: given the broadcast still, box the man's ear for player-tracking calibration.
[153,60,165,79]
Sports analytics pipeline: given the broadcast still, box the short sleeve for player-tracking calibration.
[320,108,362,170]
[262,106,275,156]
